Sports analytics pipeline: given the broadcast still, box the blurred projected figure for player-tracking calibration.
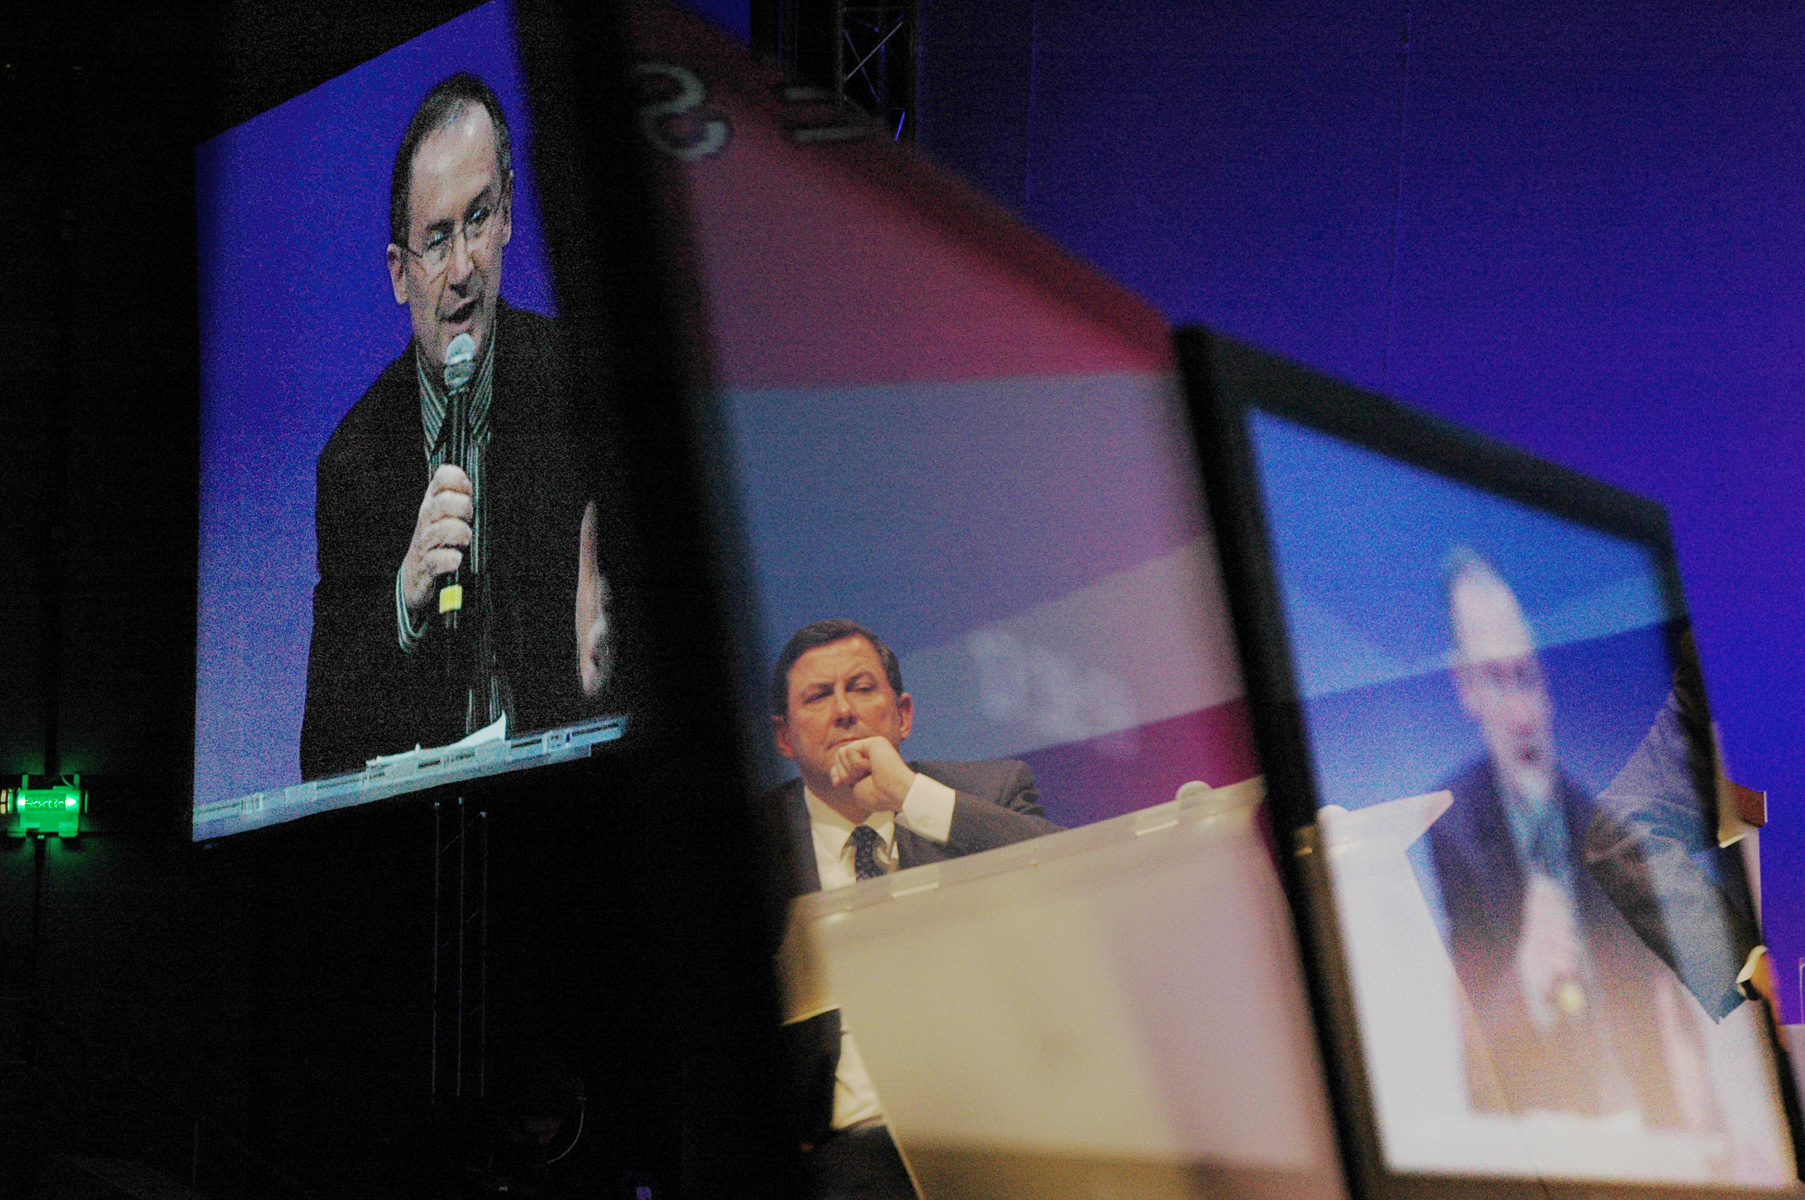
[1428,548,1686,1124]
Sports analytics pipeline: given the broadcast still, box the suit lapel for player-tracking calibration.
[1460,766,1529,938]
[782,780,823,895]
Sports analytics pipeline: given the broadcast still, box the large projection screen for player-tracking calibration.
[193,1,628,839]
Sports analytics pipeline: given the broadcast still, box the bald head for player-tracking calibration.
[1451,566,1536,670]
[1447,552,1556,803]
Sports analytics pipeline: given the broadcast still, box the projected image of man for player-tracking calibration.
[300,73,613,779]
[1427,549,1685,1123]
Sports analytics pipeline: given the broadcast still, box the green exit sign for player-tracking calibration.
[4,776,83,838]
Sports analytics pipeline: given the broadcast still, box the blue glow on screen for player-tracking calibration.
[1246,409,1677,812]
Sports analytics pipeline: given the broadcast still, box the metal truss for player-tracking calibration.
[754,0,917,141]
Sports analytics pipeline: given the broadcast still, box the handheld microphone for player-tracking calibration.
[443,330,477,392]
[438,332,477,632]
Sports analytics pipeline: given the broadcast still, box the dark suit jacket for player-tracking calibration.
[300,303,598,779]
[1428,759,1680,1125]
[775,758,1059,896]
[774,758,1060,1145]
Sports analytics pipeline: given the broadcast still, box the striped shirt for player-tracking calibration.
[394,329,512,734]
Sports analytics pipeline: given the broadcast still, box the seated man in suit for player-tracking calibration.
[769,618,1060,1200]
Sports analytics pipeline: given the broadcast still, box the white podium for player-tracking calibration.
[780,778,1347,1200]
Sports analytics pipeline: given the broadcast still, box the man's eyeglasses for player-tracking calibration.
[1462,654,1547,697]
[400,194,504,279]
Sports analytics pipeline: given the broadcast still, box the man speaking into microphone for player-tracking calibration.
[300,73,614,780]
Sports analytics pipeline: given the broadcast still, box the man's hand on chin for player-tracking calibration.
[827,737,917,816]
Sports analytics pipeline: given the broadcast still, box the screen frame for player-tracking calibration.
[1174,324,1805,1200]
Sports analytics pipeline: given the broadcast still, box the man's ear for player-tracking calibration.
[387,244,409,305]
[895,692,914,742]
[773,713,796,761]
[498,173,514,250]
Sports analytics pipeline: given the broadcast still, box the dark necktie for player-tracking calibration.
[1525,804,1566,882]
[849,825,885,881]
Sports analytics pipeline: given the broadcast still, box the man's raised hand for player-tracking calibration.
[827,736,917,816]
[401,464,473,616]
[1516,875,1582,1031]
[576,501,612,696]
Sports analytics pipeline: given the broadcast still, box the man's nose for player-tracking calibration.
[446,226,476,285]
[831,690,857,722]
[1504,689,1544,728]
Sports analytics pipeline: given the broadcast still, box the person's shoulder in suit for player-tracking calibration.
[491,299,567,417]
[1431,757,1496,843]
[761,774,807,808]
[496,297,557,346]
[910,758,1039,810]
[910,758,1060,856]
[761,776,817,899]
[318,340,416,480]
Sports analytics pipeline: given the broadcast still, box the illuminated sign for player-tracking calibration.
[4,776,83,838]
